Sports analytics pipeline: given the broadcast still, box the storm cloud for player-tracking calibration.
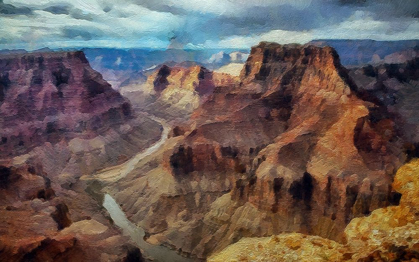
[0,0,31,15]
[0,0,418,50]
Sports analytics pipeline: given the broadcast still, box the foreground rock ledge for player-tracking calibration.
[209,158,419,261]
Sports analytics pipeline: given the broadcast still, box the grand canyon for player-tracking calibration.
[1,0,419,261]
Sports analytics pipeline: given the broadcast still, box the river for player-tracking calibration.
[94,114,171,182]
[103,194,194,262]
[100,116,196,262]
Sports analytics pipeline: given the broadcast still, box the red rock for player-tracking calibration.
[111,42,406,258]
[0,51,132,158]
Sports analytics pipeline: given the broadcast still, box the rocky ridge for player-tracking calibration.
[349,57,419,145]
[0,164,145,262]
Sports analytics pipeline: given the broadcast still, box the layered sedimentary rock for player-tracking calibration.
[0,51,162,176]
[107,42,407,259]
[0,51,159,261]
[120,64,238,118]
[0,51,132,157]
[209,158,419,261]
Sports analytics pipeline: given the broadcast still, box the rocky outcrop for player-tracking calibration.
[107,42,406,259]
[0,51,132,157]
[0,164,145,262]
[152,65,219,95]
[121,64,238,119]
[209,158,419,262]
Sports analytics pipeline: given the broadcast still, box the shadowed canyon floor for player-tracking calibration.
[92,115,170,183]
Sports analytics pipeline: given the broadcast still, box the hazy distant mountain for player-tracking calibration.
[310,39,419,66]
[83,48,248,71]
[0,49,27,55]
[83,48,248,89]
[208,51,249,67]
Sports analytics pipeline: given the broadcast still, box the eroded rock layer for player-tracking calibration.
[107,42,407,258]
[121,64,238,118]
[0,51,132,157]
[209,158,419,262]
[0,164,145,262]
[349,57,419,145]
[0,51,159,262]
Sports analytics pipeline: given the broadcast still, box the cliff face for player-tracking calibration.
[209,158,419,262]
[150,65,217,96]
[0,51,162,262]
[0,51,132,157]
[108,42,406,258]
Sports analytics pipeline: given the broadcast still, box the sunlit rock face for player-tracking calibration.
[109,42,407,259]
[209,158,419,262]
[133,64,239,117]
[0,51,132,157]
[119,63,239,122]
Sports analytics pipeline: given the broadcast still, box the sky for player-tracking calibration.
[0,0,418,50]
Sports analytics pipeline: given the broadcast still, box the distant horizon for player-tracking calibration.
[1,38,418,53]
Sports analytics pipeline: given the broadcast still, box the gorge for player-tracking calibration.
[1,41,419,261]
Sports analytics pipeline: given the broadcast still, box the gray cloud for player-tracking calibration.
[43,4,71,15]
[62,27,104,41]
[0,0,32,15]
[335,0,419,18]
[0,0,417,50]
[129,0,193,15]
[338,0,367,5]
[129,0,418,48]
[69,8,94,21]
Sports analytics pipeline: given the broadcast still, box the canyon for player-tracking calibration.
[1,41,419,261]
[93,42,418,259]
[0,51,162,261]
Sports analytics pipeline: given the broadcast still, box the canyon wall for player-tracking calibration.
[107,42,411,259]
[0,51,162,262]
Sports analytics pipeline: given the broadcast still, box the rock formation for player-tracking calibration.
[3,42,418,261]
[0,51,160,262]
[209,158,419,261]
[121,64,238,118]
[105,42,408,259]
[0,164,145,262]
[0,51,132,157]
